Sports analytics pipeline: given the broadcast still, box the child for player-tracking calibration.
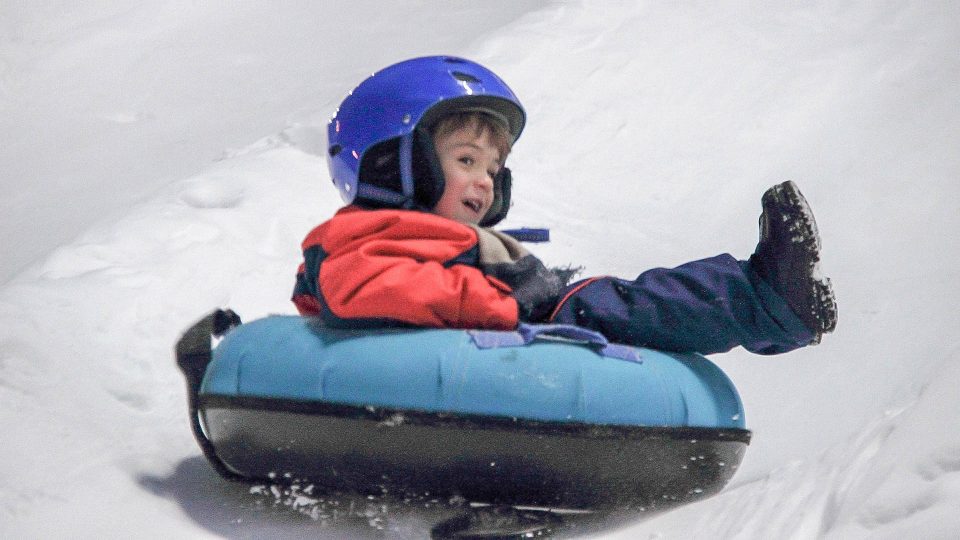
[293,56,837,356]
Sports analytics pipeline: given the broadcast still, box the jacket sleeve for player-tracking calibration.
[315,217,520,330]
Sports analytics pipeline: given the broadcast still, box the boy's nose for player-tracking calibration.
[476,172,494,191]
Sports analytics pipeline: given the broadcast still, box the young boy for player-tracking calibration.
[293,56,837,356]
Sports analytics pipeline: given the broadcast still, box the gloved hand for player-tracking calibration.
[471,227,562,322]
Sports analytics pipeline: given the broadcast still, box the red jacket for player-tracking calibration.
[293,206,561,329]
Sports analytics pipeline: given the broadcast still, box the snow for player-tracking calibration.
[2,1,959,538]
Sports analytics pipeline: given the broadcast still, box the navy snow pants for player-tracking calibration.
[550,254,813,355]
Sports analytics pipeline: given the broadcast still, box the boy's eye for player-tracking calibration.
[458,156,474,166]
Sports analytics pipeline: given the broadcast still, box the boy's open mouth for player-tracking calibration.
[463,198,484,214]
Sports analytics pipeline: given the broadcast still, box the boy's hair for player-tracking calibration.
[431,111,513,160]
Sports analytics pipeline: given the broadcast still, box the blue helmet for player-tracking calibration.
[326,56,525,226]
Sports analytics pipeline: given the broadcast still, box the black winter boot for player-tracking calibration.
[749,181,837,343]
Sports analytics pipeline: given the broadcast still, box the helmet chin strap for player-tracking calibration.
[398,133,417,209]
[356,183,410,206]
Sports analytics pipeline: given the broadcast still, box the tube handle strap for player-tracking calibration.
[469,323,642,363]
[175,309,244,481]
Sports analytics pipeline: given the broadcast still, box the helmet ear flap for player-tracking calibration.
[355,137,405,208]
[412,127,446,210]
[479,167,512,227]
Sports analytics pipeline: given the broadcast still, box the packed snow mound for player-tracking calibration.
[2,1,960,538]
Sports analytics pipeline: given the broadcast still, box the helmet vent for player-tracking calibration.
[451,71,481,84]
[328,144,342,157]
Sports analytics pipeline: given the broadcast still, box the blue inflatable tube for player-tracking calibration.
[177,310,750,512]
[205,316,746,430]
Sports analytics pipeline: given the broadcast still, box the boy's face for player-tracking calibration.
[432,124,502,225]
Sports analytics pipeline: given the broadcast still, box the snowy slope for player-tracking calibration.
[2,1,960,538]
[0,0,546,282]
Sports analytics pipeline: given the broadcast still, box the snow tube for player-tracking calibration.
[176,310,750,512]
